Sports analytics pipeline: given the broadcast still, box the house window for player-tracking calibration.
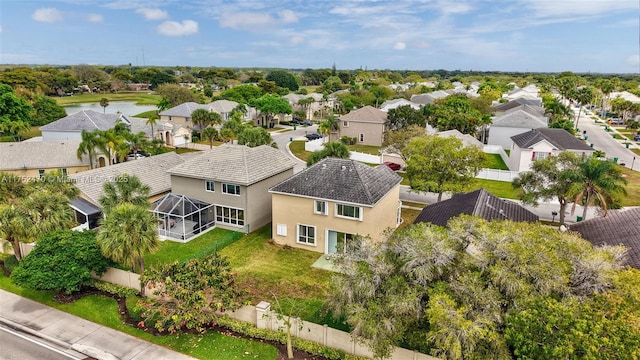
[60,168,67,176]
[534,151,548,161]
[205,180,215,192]
[38,169,45,179]
[297,224,316,245]
[314,200,327,215]
[215,206,244,226]
[276,223,287,236]
[343,121,349,127]
[359,134,364,142]
[222,183,240,195]
[169,116,173,121]
[336,204,362,220]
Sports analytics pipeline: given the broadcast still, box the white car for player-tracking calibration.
[126,153,146,160]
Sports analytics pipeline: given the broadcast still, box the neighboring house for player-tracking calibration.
[569,208,640,269]
[493,98,543,113]
[488,107,548,150]
[509,128,594,172]
[0,141,90,177]
[338,106,388,146]
[436,129,484,148]
[413,188,539,227]
[283,92,330,120]
[269,158,402,254]
[40,110,131,142]
[167,144,295,233]
[159,100,252,129]
[68,152,190,229]
[379,98,420,112]
[410,90,452,105]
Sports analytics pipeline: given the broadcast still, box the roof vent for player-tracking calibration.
[341,166,346,171]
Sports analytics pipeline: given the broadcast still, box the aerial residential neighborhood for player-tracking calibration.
[1,1,639,360]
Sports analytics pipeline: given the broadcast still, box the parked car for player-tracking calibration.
[608,118,624,125]
[305,133,323,140]
[127,153,146,160]
[302,121,313,126]
[634,134,640,142]
[384,162,401,171]
[290,119,301,125]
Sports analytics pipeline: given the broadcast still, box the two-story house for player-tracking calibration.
[509,128,594,172]
[338,106,388,146]
[269,158,402,254]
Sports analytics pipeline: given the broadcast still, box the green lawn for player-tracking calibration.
[174,147,201,154]
[289,140,312,162]
[619,165,640,207]
[471,178,519,199]
[0,274,278,359]
[144,228,239,268]
[55,92,161,106]
[482,153,509,170]
[133,110,159,119]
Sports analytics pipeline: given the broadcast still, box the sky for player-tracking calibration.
[0,0,638,73]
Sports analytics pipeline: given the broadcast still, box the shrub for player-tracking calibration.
[340,136,356,145]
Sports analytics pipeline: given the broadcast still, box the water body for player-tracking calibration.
[63,101,157,117]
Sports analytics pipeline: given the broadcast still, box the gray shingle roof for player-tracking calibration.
[511,128,593,151]
[569,208,640,269]
[436,130,484,148]
[269,158,402,206]
[69,152,186,205]
[209,99,239,114]
[413,188,539,227]
[159,102,207,117]
[339,106,388,124]
[504,104,545,116]
[493,98,542,111]
[168,144,295,185]
[492,109,548,128]
[0,141,89,170]
[40,110,127,132]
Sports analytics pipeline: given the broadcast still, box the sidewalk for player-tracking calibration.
[0,289,196,360]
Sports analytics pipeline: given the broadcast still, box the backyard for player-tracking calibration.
[54,92,161,106]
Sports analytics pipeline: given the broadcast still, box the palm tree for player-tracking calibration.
[21,192,75,239]
[146,116,159,140]
[0,172,27,204]
[0,205,29,260]
[209,111,223,128]
[77,130,100,169]
[96,203,159,274]
[319,115,339,142]
[100,98,109,113]
[574,86,595,130]
[156,97,171,114]
[125,131,149,160]
[99,174,151,215]
[202,127,218,149]
[571,157,627,220]
[191,108,212,131]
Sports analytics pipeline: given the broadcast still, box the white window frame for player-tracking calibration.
[534,152,548,161]
[343,121,349,127]
[276,223,287,236]
[359,133,364,142]
[60,168,67,176]
[314,200,328,215]
[38,169,45,179]
[215,205,245,226]
[335,204,363,221]
[205,180,215,192]
[297,224,316,246]
[222,183,241,196]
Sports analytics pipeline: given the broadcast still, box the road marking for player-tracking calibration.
[0,325,82,359]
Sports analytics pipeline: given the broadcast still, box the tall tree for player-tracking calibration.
[251,94,293,127]
[570,156,627,220]
[573,86,595,130]
[403,135,485,202]
[266,70,299,92]
[96,202,158,274]
[31,96,67,126]
[98,173,151,214]
[155,84,199,107]
[201,127,218,149]
[191,108,213,130]
[383,125,427,160]
[512,151,583,225]
[387,105,426,131]
[428,94,484,135]
[99,97,109,113]
[306,141,351,166]
[318,115,339,142]
[237,126,274,147]
[77,130,100,169]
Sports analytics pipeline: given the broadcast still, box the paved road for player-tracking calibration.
[272,124,319,173]
[575,108,639,171]
[0,325,85,360]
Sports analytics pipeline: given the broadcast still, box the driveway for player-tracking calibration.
[272,124,319,173]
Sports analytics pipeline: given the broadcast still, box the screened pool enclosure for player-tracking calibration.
[151,194,215,242]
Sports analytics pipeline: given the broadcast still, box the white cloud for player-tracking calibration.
[278,10,298,23]
[519,0,637,17]
[219,11,276,30]
[32,8,63,23]
[393,42,406,50]
[136,8,169,21]
[290,35,304,44]
[157,20,198,36]
[86,14,103,23]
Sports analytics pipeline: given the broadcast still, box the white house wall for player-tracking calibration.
[488,127,532,150]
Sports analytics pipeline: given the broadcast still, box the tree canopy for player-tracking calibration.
[387,105,426,131]
[237,126,274,148]
[155,83,199,107]
[306,141,351,166]
[403,135,484,202]
[426,94,486,135]
[266,70,299,92]
[11,230,112,294]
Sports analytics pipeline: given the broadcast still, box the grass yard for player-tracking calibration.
[345,144,381,155]
[399,208,422,229]
[0,274,278,359]
[471,178,519,199]
[483,153,509,170]
[133,110,159,119]
[619,165,640,206]
[174,147,201,154]
[289,140,313,162]
[55,92,161,106]
[144,228,239,267]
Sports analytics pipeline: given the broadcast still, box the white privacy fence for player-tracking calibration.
[476,168,520,182]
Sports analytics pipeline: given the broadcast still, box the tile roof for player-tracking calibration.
[493,98,542,111]
[504,104,546,116]
[436,130,484,148]
[167,144,295,185]
[492,109,548,128]
[511,128,593,151]
[569,208,640,269]
[159,102,207,117]
[339,106,388,124]
[0,141,89,170]
[40,110,126,132]
[413,188,539,227]
[269,158,402,206]
[69,152,186,205]
[209,99,239,113]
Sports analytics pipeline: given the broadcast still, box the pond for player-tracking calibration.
[63,101,157,117]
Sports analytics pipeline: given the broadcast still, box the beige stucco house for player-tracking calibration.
[338,106,388,146]
[269,158,402,254]
[0,141,90,178]
[167,144,295,233]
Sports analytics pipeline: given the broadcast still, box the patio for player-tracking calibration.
[151,193,216,242]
